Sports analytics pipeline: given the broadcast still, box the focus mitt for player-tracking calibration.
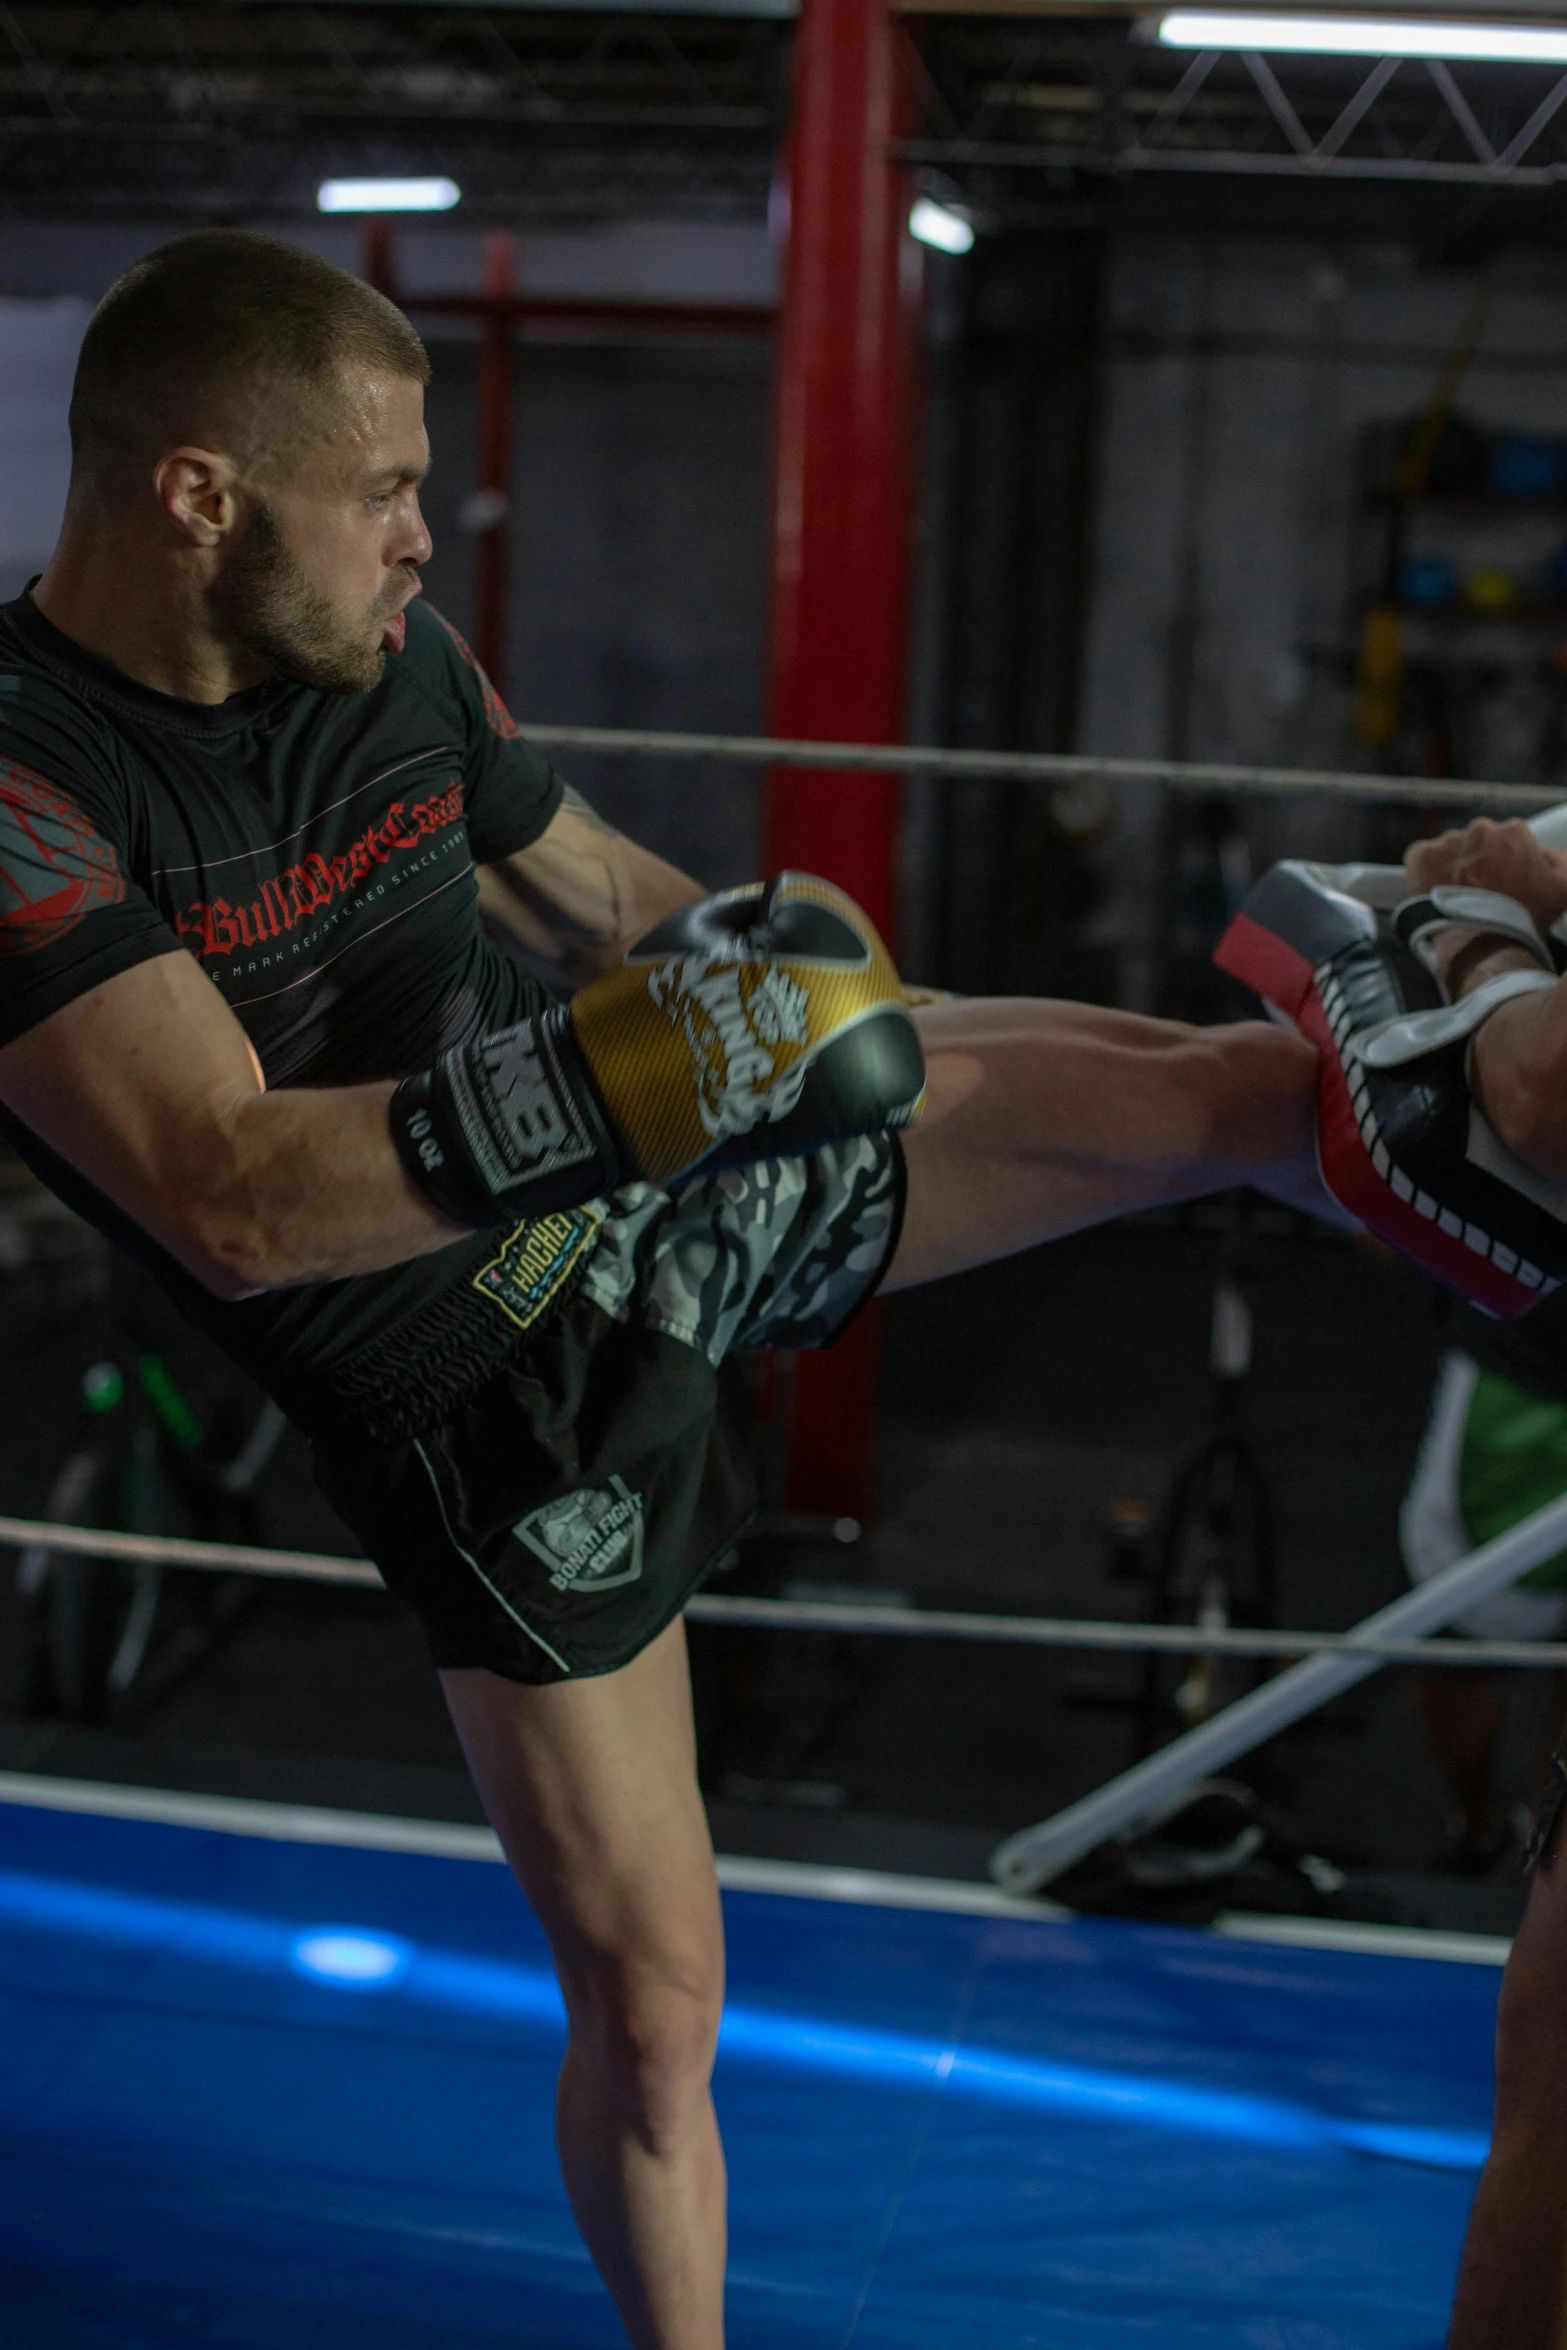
[1216,861,1565,1318]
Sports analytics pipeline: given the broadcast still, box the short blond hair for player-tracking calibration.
[70,228,431,487]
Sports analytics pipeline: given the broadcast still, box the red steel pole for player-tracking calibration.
[476,231,516,691]
[764,0,922,1524]
[359,215,397,300]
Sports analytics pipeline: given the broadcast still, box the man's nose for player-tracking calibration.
[399,493,434,569]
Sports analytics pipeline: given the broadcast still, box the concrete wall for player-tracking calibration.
[0,300,87,603]
[1076,237,1567,1003]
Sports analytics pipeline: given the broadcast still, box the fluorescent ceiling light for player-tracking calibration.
[317,176,460,213]
[910,197,975,255]
[1159,13,1567,62]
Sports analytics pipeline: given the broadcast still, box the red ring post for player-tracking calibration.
[764,0,922,1523]
[477,231,516,692]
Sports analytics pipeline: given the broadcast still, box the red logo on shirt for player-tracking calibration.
[173,780,464,961]
[435,614,522,741]
[0,759,125,953]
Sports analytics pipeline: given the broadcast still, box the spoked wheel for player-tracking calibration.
[1136,1428,1277,1758]
[21,1434,163,1725]
[21,1366,285,1726]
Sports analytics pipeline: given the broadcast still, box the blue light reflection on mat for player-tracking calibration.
[0,1863,1488,2171]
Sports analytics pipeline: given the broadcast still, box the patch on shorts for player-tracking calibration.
[472,1208,602,1332]
[513,1475,645,1593]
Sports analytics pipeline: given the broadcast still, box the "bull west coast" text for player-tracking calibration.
[173,781,464,960]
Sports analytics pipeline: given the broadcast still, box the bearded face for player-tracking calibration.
[210,494,410,695]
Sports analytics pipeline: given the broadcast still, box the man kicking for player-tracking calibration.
[0,230,1325,2350]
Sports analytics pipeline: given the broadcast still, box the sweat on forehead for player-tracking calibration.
[68,227,430,486]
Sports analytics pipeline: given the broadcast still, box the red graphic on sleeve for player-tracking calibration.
[173,779,464,961]
[0,759,125,953]
[435,613,522,740]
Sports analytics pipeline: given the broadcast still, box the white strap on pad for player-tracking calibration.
[1399,885,1555,976]
[1354,968,1558,1070]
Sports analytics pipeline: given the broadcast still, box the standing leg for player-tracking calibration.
[1416,1669,1507,1860]
[442,1619,726,2350]
[888,999,1325,1291]
[1449,1806,1567,2347]
[1532,1671,1567,1804]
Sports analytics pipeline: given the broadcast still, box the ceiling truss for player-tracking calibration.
[907,20,1567,189]
[0,5,785,221]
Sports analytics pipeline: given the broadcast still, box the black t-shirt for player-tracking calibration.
[0,591,563,1390]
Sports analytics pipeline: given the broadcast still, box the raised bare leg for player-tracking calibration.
[441,1620,726,2350]
[889,997,1326,1291]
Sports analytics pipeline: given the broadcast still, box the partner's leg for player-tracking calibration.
[889,997,1323,1290]
[442,1620,726,2350]
[1416,1669,1506,1857]
[1448,1819,1567,2346]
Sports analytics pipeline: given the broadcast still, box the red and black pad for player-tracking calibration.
[1216,861,1566,1321]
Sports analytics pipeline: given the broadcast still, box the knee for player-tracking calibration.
[563,1937,725,2149]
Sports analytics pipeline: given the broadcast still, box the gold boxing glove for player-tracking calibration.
[390,873,926,1226]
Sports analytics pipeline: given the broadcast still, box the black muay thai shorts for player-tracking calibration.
[305,1137,905,1684]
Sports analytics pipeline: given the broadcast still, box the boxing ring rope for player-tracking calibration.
[516,723,1567,814]
[9,1512,1567,1669]
[14,1493,1567,1887]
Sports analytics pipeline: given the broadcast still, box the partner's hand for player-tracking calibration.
[1404,817,1567,931]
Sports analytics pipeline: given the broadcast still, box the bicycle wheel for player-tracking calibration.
[1135,1429,1277,1757]
[33,1432,165,1724]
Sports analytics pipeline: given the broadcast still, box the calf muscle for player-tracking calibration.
[1449,1852,1567,2348]
[889,1000,1321,1292]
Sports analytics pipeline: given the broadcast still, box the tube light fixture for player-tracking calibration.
[317,176,461,213]
[1158,14,1567,62]
[910,197,975,255]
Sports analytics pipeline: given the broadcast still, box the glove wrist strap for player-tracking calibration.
[390,1007,623,1229]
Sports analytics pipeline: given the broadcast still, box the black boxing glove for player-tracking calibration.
[390,871,927,1228]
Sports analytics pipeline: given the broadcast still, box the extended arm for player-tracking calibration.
[477,785,705,987]
[0,789,705,1300]
[0,948,465,1300]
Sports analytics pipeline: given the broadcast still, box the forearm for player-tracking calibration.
[200,1082,468,1295]
[1468,954,1567,1179]
[481,793,705,989]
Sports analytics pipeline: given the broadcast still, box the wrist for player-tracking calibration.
[1428,927,1543,1000]
[390,1011,623,1228]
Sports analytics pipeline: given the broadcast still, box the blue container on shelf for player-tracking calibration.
[1399,557,1458,606]
[1489,436,1564,500]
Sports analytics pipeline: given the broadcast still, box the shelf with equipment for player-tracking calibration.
[1350,413,1567,792]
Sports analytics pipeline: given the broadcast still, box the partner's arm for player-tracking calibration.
[477,785,704,986]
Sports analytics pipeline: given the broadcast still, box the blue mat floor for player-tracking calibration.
[0,1791,1496,2347]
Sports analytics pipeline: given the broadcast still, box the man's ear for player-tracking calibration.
[153,447,239,548]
